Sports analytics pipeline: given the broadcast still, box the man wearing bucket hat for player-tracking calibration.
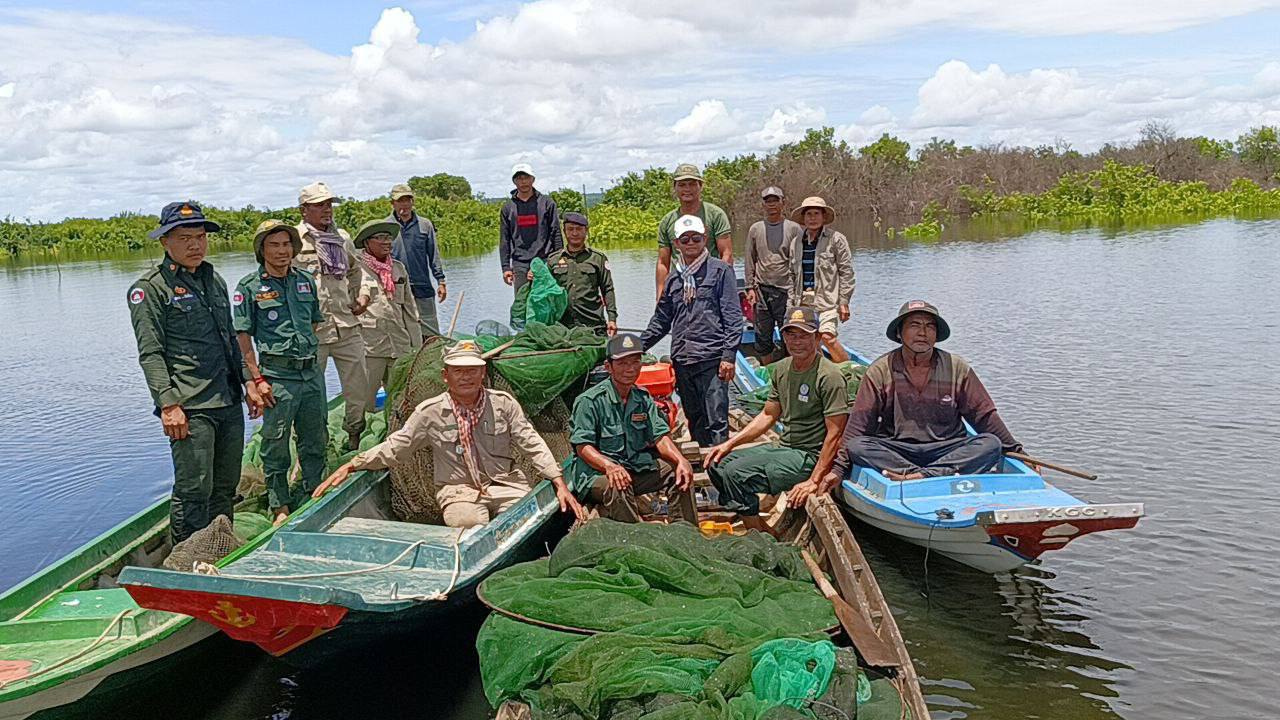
[655,163,732,297]
[789,196,855,363]
[565,333,697,523]
[354,219,422,407]
[545,212,617,336]
[385,183,447,335]
[830,301,1023,482]
[128,201,257,542]
[315,340,586,528]
[233,220,327,523]
[294,181,377,450]
[499,163,562,293]
[745,186,803,362]
[705,307,849,535]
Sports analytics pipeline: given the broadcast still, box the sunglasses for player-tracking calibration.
[676,234,706,244]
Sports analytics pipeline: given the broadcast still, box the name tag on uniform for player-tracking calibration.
[798,383,811,403]
[631,413,647,423]
[256,291,280,301]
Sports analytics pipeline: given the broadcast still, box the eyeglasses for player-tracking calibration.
[676,234,706,244]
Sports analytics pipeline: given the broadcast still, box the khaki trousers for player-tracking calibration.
[319,326,370,437]
[365,355,397,410]
[439,483,529,528]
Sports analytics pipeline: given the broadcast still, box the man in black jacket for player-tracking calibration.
[499,163,562,293]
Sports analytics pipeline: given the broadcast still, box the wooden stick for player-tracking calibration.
[492,347,585,360]
[1007,452,1098,481]
[446,290,465,338]
[481,338,519,360]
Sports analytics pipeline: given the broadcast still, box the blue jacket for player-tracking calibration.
[386,213,445,299]
[641,257,743,364]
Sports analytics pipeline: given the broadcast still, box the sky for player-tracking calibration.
[2,1,1279,221]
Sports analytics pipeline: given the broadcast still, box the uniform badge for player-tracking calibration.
[174,286,188,295]
[297,282,311,294]
[558,257,567,266]
[128,287,146,305]
[267,310,279,321]
[941,394,954,405]
[622,336,635,349]
[798,382,811,403]
[232,291,244,306]
[255,291,280,301]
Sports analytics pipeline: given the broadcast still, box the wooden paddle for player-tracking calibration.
[1007,452,1098,481]
[445,290,465,337]
[800,549,899,668]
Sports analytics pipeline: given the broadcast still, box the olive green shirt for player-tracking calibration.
[657,201,731,250]
[768,356,848,453]
[232,266,323,380]
[569,379,670,473]
[546,245,617,333]
[127,255,243,412]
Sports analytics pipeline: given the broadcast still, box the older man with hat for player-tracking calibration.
[746,186,803,363]
[829,301,1023,482]
[354,219,422,408]
[705,307,849,535]
[789,196,855,363]
[315,340,586,528]
[128,202,259,542]
[641,214,742,447]
[233,220,327,523]
[499,163,562,293]
[566,333,697,523]
[655,163,732,298]
[294,181,377,450]
[544,211,618,336]
[385,182,447,336]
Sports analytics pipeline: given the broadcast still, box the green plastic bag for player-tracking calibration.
[232,512,273,543]
[750,638,837,712]
[510,258,568,330]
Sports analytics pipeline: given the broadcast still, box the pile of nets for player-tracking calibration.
[738,361,867,416]
[477,520,904,719]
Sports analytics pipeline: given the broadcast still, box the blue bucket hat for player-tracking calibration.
[149,201,221,239]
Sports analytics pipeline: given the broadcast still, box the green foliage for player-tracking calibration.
[549,187,586,215]
[702,154,761,208]
[587,205,664,247]
[407,173,473,201]
[900,202,945,239]
[859,133,911,167]
[917,137,973,162]
[599,167,673,209]
[1236,126,1280,178]
[1193,136,1234,160]
[777,127,852,161]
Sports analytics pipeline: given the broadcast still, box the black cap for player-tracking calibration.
[780,306,819,333]
[606,333,644,360]
[562,211,589,228]
[149,201,221,240]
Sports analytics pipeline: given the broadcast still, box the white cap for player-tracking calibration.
[674,214,706,236]
[511,163,535,179]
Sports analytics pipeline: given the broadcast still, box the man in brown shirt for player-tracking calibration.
[831,300,1022,481]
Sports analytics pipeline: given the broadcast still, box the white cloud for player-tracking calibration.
[672,100,739,143]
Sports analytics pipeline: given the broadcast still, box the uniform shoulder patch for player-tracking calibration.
[232,291,244,306]
[128,287,146,305]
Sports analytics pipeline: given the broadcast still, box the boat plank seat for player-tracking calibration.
[327,517,460,545]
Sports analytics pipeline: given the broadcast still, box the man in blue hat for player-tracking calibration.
[127,202,264,542]
[544,212,617,336]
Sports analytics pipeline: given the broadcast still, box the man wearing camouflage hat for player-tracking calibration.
[233,220,327,523]
[354,219,422,407]
[830,301,1022,482]
[128,202,260,542]
[315,340,586,528]
[545,211,617,336]
[566,333,697,523]
[745,186,803,363]
[385,182,447,335]
[655,163,732,298]
[294,181,377,450]
[706,307,849,535]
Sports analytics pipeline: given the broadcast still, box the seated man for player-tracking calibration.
[705,308,849,534]
[314,340,586,527]
[565,333,696,523]
[832,300,1022,481]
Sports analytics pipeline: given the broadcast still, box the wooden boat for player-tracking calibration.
[733,336,1144,573]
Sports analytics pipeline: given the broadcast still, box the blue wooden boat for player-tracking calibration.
[117,469,569,665]
[733,332,1144,573]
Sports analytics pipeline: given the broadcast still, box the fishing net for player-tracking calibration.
[163,515,243,571]
[510,258,569,330]
[476,520,904,719]
[738,361,866,416]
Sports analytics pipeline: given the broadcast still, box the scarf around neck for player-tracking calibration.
[306,222,348,277]
[678,249,710,305]
[361,250,396,295]
[450,390,488,491]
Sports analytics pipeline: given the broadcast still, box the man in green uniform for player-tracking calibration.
[545,212,617,336]
[128,202,259,542]
[234,220,328,524]
[566,333,696,523]
[705,307,849,535]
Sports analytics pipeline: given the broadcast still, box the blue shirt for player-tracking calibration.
[390,213,445,299]
[641,258,743,365]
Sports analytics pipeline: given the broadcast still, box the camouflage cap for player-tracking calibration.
[252,220,301,264]
[886,300,951,342]
[390,183,414,200]
[606,333,644,360]
[672,163,703,183]
[444,339,487,367]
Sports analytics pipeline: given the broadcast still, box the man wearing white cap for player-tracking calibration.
[499,163,562,293]
[315,340,586,528]
[294,181,378,450]
[745,186,803,363]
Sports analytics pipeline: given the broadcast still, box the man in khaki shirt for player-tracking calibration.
[294,181,378,449]
[314,341,586,528]
[353,219,422,409]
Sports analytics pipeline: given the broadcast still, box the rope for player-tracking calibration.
[0,609,132,690]
[391,527,465,602]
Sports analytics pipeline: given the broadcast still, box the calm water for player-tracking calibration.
[2,218,1278,719]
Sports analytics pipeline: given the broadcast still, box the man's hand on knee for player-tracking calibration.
[605,462,632,491]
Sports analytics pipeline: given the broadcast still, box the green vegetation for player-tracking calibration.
[4,124,1280,260]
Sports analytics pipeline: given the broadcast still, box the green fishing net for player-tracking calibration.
[738,361,866,416]
[510,258,569,329]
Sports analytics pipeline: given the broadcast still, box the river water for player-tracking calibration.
[2,217,1277,719]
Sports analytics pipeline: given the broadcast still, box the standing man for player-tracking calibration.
[315,341,585,528]
[545,212,618,336]
[354,219,423,406]
[566,333,696,523]
[128,202,259,542]
[294,181,376,450]
[704,308,849,535]
[655,163,732,298]
[641,215,742,447]
[790,197,855,363]
[499,163,562,293]
[745,186,803,363]
[234,220,327,524]
[386,183,446,336]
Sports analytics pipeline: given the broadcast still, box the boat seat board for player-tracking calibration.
[23,589,138,621]
[327,516,460,545]
[209,550,463,603]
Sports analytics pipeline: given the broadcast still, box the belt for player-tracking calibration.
[260,354,316,371]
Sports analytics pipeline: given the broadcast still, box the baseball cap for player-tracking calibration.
[390,183,414,200]
[672,163,703,182]
[781,307,819,333]
[443,339,487,367]
[299,182,341,205]
[760,186,784,199]
[607,333,644,360]
[511,163,535,179]
[673,214,706,237]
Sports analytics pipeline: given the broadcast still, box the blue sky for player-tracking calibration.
[1,1,1278,220]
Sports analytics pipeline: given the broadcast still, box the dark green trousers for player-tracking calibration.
[169,403,244,542]
[260,373,329,511]
[707,445,816,517]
